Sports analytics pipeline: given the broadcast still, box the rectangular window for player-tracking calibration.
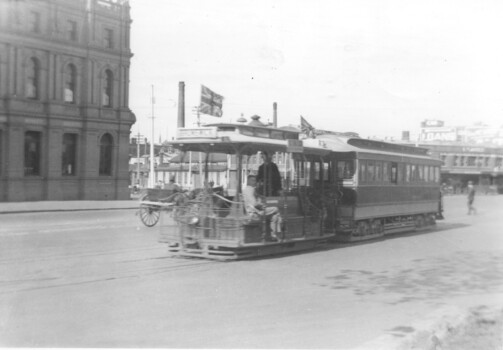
[104,28,113,48]
[367,160,375,182]
[359,161,366,182]
[24,131,41,176]
[411,164,417,182]
[323,162,330,181]
[405,164,411,182]
[29,11,41,33]
[434,166,440,182]
[375,162,382,181]
[314,162,320,181]
[390,162,398,184]
[429,166,434,182]
[68,20,77,41]
[397,163,404,183]
[337,160,354,179]
[418,165,424,181]
[62,133,77,176]
[382,162,389,182]
[424,166,430,182]
[467,156,476,166]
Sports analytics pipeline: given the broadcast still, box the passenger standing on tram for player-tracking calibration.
[243,174,282,241]
[467,181,477,215]
[257,151,282,196]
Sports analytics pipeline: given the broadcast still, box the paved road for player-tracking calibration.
[0,196,502,348]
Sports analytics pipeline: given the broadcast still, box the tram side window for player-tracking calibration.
[337,160,354,179]
[366,160,375,182]
[359,161,366,182]
[410,164,417,182]
[434,166,440,182]
[397,163,404,183]
[323,162,330,182]
[405,164,411,183]
[390,162,398,184]
[375,162,382,181]
[418,165,424,182]
[424,166,430,182]
[382,162,389,182]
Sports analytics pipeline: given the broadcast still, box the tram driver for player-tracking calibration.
[256,151,282,196]
[243,174,282,241]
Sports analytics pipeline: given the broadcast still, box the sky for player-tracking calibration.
[128,0,503,142]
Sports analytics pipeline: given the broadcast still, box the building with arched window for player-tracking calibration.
[0,0,135,201]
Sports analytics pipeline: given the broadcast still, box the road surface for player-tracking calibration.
[0,196,502,348]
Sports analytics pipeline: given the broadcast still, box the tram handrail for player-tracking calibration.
[210,192,242,205]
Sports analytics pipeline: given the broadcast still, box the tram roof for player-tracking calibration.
[169,123,440,162]
[169,123,308,156]
[303,134,441,162]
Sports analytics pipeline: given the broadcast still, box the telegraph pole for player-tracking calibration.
[149,85,156,188]
[135,130,143,188]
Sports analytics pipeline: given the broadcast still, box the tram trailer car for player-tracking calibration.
[303,135,444,241]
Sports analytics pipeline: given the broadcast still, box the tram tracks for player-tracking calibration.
[0,255,218,295]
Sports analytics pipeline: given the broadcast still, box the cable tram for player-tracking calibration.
[159,120,443,260]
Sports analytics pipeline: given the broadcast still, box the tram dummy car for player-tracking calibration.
[160,122,444,260]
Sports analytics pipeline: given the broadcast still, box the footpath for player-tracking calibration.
[0,199,139,214]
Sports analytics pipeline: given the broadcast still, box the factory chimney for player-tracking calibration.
[273,102,277,127]
[177,82,185,128]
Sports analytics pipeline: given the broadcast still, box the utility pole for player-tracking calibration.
[149,85,156,188]
[135,131,143,188]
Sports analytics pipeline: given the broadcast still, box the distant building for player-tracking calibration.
[402,120,503,193]
[0,0,135,201]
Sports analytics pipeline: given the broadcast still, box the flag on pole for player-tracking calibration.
[300,115,315,137]
[199,85,224,117]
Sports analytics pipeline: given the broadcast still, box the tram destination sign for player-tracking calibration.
[177,127,218,139]
[287,139,303,153]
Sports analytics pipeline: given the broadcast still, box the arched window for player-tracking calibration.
[102,69,113,107]
[26,58,39,99]
[64,64,76,103]
[99,133,113,175]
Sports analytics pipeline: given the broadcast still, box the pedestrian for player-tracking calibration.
[164,175,181,192]
[467,181,476,215]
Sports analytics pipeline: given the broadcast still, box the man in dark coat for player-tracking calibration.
[257,151,282,196]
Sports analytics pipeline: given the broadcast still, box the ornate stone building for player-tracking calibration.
[0,0,135,201]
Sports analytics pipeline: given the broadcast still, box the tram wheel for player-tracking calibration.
[139,205,161,227]
[371,219,383,234]
[414,215,425,229]
[356,221,370,236]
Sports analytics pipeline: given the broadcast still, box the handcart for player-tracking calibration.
[137,188,181,227]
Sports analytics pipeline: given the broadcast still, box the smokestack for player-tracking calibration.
[273,102,277,127]
[177,82,185,128]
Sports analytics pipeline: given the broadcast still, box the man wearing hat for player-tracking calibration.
[164,175,181,192]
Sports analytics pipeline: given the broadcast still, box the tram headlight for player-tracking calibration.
[189,217,199,226]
